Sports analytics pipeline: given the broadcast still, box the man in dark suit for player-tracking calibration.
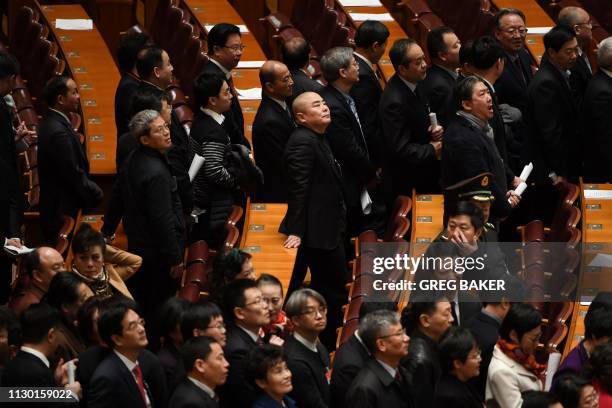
[351,20,389,166]
[102,110,185,326]
[421,26,461,128]
[200,23,250,149]
[89,301,165,408]
[137,46,193,214]
[218,279,271,408]
[114,32,152,138]
[284,289,331,408]
[38,76,103,245]
[467,36,522,190]
[331,302,397,408]
[583,37,612,182]
[441,76,519,221]
[8,247,65,316]
[321,47,379,236]
[559,6,594,107]
[379,39,443,201]
[282,37,324,105]
[526,25,581,184]
[493,8,534,114]
[280,92,348,350]
[401,293,454,408]
[252,60,295,202]
[169,337,227,408]
[1,303,81,398]
[346,310,413,408]
[0,53,29,303]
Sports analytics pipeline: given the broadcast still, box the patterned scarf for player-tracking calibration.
[72,265,113,298]
[497,338,547,382]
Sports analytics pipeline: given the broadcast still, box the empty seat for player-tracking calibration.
[186,240,209,266]
[178,282,200,302]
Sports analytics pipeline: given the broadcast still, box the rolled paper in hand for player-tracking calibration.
[429,112,438,128]
[519,162,533,182]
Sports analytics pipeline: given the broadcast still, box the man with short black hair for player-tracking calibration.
[201,23,250,149]
[39,76,103,245]
[284,289,331,408]
[422,26,462,127]
[346,310,412,407]
[252,60,295,202]
[169,336,228,408]
[282,37,323,105]
[351,20,389,166]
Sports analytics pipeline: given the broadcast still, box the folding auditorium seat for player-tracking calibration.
[342,296,363,323]
[415,14,445,58]
[397,0,433,37]
[348,273,375,301]
[156,5,184,51]
[336,318,359,348]
[331,24,355,49]
[11,87,34,112]
[184,262,209,290]
[382,215,410,242]
[17,108,39,130]
[178,282,200,302]
[186,240,209,267]
[226,205,243,227]
[311,8,340,54]
[168,22,198,81]
[221,225,240,251]
[10,7,39,62]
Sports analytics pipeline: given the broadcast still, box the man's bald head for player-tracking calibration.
[292,92,330,134]
[259,60,293,99]
[27,247,65,291]
[282,38,311,71]
[558,7,592,46]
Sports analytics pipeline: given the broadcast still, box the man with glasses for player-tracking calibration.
[219,279,271,407]
[201,23,250,149]
[558,6,594,105]
[494,8,534,114]
[346,310,412,407]
[284,289,331,408]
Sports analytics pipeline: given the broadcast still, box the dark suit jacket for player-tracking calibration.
[252,95,294,202]
[569,52,592,107]
[139,81,193,213]
[582,69,612,182]
[289,68,324,106]
[115,73,140,137]
[1,350,56,386]
[495,49,533,113]
[379,74,439,197]
[402,329,440,408]
[330,332,371,408]
[455,292,483,328]
[116,131,137,171]
[218,323,258,408]
[421,64,458,128]
[441,115,511,219]
[0,97,21,241]
[38,109,102,242]
[252,393,297,408]
[350,54,384,166]
[526,58,581,182]
[169,377,218,408]
[433,373,484,408]
[321,85,376,208]
[345,359,413,408]
[200,61,250,149]
[279,126,346,250]
[466,310,501,399]
[284,336,331,408]
[77,346,168,408]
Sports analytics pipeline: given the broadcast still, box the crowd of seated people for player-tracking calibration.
[0,2,611,407]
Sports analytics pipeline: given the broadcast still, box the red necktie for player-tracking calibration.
[132,364,147,403]
[227,75,238,99]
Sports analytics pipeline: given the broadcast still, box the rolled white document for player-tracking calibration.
[188,154,205,181]
[429,112,438,128]
[67,360,75,384]
[544,352,562,391]
[515,181,528,196]
[519,162,533,182]
[361,188,372,215]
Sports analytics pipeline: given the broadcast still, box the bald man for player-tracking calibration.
[282,38,323,106]
[252,60,295,202]
[559,6,593,105]
[280,92,347,350]
[9,247,66,315]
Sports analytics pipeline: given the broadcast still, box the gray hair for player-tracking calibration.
[129,109,161,143]
[321,47,354,83]
[453,75,483,111]
[598,37,612,70]
[359,310,401,354]
[285,288,326,319]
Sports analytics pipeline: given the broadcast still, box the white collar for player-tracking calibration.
[602,68,612,79]
[49,108,72,127]
[114,349,138,371]
[375,359,397,379]
[293,332,318,353]
[210,58,232,79]
[237,323,260,343]
[398,76,418,93]
[269,96,288,111]
[354,52,374,71]
[479,76,496,93]
[21,346,50,368]
[188,377,216,399]
[201,107,225,125]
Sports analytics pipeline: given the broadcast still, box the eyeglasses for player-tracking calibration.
[243,297,266,307]
[263,297,283,306]
[378,328,407,340]
[500,27,528,36]
[126,318,146,331]
[299,305,327,317]
[206,322,226,330]
[223,44,246,52]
